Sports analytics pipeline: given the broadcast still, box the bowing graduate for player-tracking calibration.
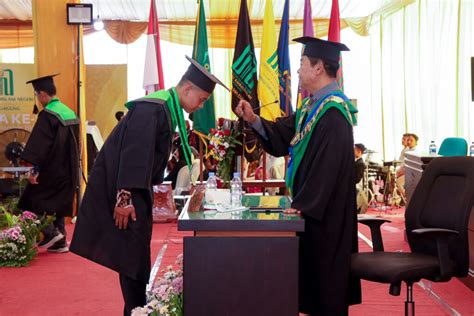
[70,56,228,315]
[18,74,79,253]
[235,37,361,315]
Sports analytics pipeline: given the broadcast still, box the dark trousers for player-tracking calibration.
[42,216,66,237]
[119,274,147,316]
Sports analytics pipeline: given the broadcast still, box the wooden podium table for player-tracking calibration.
[178,195,304,316]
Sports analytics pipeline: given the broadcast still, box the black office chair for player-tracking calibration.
[351,157,474,316]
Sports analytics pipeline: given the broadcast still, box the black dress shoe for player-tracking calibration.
[38,231,64,249]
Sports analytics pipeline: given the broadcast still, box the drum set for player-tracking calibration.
[363,149,406,211]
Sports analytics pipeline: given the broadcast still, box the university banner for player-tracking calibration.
[0,64,37,133]
[231,0,259,112]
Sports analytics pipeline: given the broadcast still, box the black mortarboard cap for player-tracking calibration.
[293,36,349,64]
[26,73,59,92]
[183,56,230,93]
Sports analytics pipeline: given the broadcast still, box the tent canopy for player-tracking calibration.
[0,0,414,48]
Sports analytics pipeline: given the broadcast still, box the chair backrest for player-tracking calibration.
[438,137,468,156]
[175,159,203,195]
[405,157,474,276]
[175,165,191,195]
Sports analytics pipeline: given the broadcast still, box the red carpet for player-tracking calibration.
[0,217,472,315]
[0,223,176,315]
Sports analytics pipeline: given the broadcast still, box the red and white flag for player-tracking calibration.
[143,0,164,94]
[328,0,344,90]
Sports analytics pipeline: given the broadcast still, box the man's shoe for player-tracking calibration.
[38,232,64,249]
[47,239,69,253]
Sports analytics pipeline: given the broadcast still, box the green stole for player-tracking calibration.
[126,88,193,172]
[286,91,357,196]
[43,98,79,126]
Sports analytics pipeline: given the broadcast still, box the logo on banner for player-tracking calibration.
[232,45,257,97]
[0,69,14,96]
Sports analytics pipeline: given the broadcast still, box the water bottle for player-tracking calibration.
[429,141,437,155]
[469,142,474,157]
[205,172,217,204]
[206,172,217,190]
[230,172,243,214]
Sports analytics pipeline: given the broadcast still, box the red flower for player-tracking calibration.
[224,130,231,136]
[210,128,216,134]
[218,118,225,127]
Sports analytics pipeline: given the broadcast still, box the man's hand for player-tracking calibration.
[234,100,257,123]
[113,205,137,229]
[283,208,301,215]
[28,173,39,184]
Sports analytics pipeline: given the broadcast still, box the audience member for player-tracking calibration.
[396,133,418,197]
[354,143,368,213]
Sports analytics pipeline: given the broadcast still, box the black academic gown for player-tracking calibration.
[18,111,79,217]
[255,108,361,315]
[70,98,172,283]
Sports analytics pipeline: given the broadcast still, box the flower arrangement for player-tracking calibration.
[132,254,184,316]
[208,118,241,183]
[0,206,51,267]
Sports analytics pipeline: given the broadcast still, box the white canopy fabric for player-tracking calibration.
[0,0,407,22]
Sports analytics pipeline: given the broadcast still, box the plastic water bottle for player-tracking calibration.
[205,172,217,204]
[429,141,437,155]
[469,142,474,157]
[206,172,217,190]
[230,172,243,214]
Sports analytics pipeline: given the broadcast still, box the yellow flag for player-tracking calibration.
[258,0,281,121]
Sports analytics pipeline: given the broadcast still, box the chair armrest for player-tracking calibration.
[411,228,459,237]
[412,228,459,279]
[357,217,391,252]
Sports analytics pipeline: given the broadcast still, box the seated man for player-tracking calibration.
[396,133,418,197]
[398,133,410,161]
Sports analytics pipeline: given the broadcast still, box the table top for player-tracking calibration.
[178,195,304,232]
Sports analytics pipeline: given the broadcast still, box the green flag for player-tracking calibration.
[190,0,215,135]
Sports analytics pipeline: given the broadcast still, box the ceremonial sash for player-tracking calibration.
[44,98,79,126]
[286,91,357,196]
[126,89,193,173]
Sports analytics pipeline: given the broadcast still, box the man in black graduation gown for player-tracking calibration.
[235,37,361,315]
[18,74,79,253]
[70,56,229,315]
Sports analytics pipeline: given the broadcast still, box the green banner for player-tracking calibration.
[189,0,216,135]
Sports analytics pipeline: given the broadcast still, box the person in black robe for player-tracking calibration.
[18,74,79,253]
[70,56,229,315]
[235,37,361,315]
[354,143,366,185]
